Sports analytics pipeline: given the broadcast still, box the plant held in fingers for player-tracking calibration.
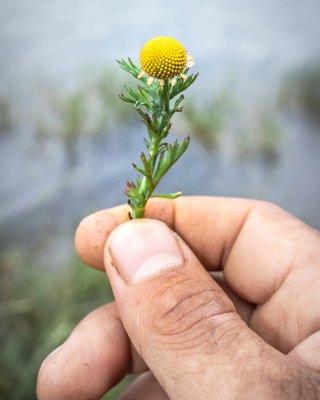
[118,36,198,218]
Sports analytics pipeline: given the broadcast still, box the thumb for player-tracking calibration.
[104,219,305,400]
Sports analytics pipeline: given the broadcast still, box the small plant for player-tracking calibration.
[35,70,134,169]
[36,89,88,169]
[118,36,198,218]
[0,97,12,133]
[180,88,233,150]
[279,64,320,121]
[235,108,282,162]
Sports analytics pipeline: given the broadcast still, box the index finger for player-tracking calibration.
[75,196,320,304]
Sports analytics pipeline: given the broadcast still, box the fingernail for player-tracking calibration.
[107,220,184,282]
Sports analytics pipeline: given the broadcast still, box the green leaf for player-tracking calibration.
[117,58,140,79]
[153,136,190,184]
[173,94,185,110]
[151,191,182,199]
[119,93,135,104]
[132,163,145,176]
[140,152,154,187]
[170,73,199,99]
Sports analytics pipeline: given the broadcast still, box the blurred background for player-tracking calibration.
[1,1,320,398]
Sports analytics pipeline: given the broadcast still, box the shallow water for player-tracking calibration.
[1,0,320,267]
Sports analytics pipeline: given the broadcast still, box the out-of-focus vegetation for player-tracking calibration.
[0,97,12,133]
[31,67,284,165]
[10,61,320,159]
[36,68,136,168]
[279,64,320,122]
[235,108,282,162]
[176,88,234,150]
[0,254,132,400]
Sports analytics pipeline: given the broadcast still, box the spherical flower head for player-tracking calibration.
[140,36,187,80]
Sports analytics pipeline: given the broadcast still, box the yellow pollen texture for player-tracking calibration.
[140,36,187,80]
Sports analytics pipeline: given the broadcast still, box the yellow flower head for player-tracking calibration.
[140,36,187,80]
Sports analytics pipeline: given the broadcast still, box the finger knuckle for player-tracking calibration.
[146,274,238,351]
[255,200,284,217]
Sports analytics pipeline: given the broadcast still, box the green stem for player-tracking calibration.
[136,135,160,217]
[131,207,145,219]
[164,79,170,113]
[131,79,172,219]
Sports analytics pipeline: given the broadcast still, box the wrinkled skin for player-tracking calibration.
[37,197,320,399]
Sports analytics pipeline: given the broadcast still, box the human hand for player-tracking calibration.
[37,197,320,399]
